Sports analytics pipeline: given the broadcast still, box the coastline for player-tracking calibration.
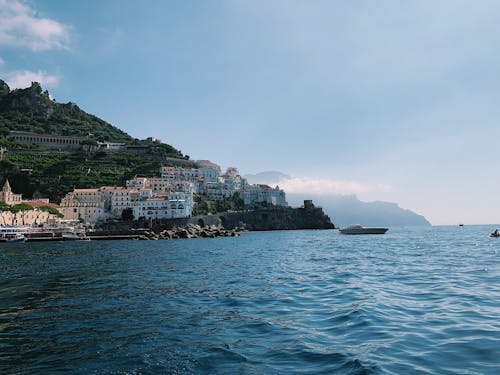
[1,201,335,242]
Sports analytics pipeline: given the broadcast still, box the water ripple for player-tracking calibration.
[0,226,499,374]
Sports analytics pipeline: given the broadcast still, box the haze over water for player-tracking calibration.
[1,226,498,374]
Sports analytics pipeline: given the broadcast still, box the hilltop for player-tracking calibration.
[0,81,189,202]
[0,81,132,143]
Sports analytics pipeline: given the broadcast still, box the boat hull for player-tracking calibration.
[5,236,27,243]
[339,227,388,235]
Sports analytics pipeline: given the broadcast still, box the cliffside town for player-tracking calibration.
[0,80,334,231]
[0,160,322,229]
[58,160,287,225]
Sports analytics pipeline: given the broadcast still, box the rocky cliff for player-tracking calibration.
[99,201,335,233]
[217,202,335,231]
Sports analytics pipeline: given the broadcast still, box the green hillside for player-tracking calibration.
[0,80,190,202]
[0,81,132,142]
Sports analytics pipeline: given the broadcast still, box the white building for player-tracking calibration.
[160,166,198,181]
[127,176,194,194]
[196,160,221,173]
[132,193,193,220]
[97,141,125,151]
[241,184,288,207]
[159,163,247,199]
[108,187,140,216]
[222,167,247,193]
[60,185,193,224]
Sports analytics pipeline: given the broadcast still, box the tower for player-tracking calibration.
[0,179,22,204]
[2,179,11,192]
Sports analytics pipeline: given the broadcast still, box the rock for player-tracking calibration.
[0,80,9,96]
[138,223,241,241]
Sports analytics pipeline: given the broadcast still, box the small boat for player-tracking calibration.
[490,231,500,238]
[339,224,388,235]
[62,230,88,240]
[1,226,29,243]
[62,232,80,240]
[5,233,27,243]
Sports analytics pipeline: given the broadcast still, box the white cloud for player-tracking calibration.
[6,70,59,89]
[0,0,70,51]
[0,56,4,65]
[276,176,366,196]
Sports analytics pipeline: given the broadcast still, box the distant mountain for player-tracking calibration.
[244,171,432,227]
[287,194,431,227]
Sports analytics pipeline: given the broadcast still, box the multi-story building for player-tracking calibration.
[108,187,140,216]
[59,188,107,223]
[241,184,288,207]
[60,185,193,224]
[127,177,194,194]
[222,167,247,193]
[132,193,193,220]
[125,177,149,190]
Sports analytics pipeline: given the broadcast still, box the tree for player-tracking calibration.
[10,203,34,213]
[121,208,135,221]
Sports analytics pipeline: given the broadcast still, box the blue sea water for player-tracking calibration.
[0,226,499,374]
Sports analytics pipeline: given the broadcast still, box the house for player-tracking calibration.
[241,184,288,207]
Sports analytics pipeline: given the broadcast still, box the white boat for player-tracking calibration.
[5,233,28,243]
[62,231,88,240]
[339,224,388,235]
[0,226,29,242]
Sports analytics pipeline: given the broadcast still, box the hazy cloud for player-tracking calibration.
[376,184,393,193]
[276,176,365,196]
[0,56,4,66]
[0,0,70,51]
[6,70,59,89]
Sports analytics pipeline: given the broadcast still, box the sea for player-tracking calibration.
[0,225,499,374]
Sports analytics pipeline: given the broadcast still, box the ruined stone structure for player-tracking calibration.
[9,131,87,150]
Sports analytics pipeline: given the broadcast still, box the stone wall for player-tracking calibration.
[0,209,58,226]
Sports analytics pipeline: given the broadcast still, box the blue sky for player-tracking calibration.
[1,0,500,225]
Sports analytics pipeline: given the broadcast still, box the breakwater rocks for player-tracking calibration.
[87,225,239,241]
[135,224,239,240]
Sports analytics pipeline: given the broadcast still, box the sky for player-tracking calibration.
[1,0,500,225]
